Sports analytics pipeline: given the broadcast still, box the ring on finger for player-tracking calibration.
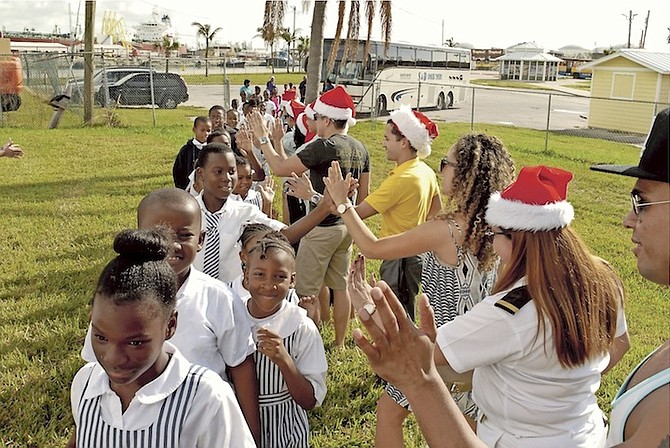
[362,303,377,315]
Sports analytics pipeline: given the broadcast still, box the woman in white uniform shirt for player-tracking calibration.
[354,165,626,448]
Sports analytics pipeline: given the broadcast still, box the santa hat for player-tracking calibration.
[486,166,575,232]
[389,105,438,158]
[295,112,316,143]
[281,90,297,107]
[304,101,316,120]
[313,85,357,126]
[286,100,305,119]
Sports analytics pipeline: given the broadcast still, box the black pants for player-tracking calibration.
[379,256,422,321]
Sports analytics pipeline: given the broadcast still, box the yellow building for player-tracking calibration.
[579,49,670,134]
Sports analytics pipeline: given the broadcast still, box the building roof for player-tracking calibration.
[495,51,562,62]
[580,49,670,74]
[507,41,543,52]
[9,41,68,52]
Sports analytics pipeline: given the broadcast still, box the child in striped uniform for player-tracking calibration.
[242,232,327,448]
[66,228,255,448]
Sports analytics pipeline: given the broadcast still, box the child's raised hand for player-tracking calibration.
[248,111,270,144]
[271,117,285,142]
[298,295,321,326]
[236,129,253,155]
[259,176,275,203]
[257,327,289,364]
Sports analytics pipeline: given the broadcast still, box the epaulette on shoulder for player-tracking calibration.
[494,286,531,315]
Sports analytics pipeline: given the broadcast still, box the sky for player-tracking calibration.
[1,0,669,53]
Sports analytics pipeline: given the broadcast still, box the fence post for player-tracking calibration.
[416,78,421,111]
[545,93,552,153]
[470,86,475,131]
[149,56,156,127]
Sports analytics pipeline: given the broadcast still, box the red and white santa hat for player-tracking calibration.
[281,90,297,107]
[312,85,356,126]
[304,101,317,120]
[286,100,305,119]
[295,112,316,143]
[486,165,575,231]
[389,105,439,159]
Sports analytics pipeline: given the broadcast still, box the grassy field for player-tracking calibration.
[0,95,668,447]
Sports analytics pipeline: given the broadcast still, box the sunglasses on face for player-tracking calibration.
[484,229,512,239]
[630,192,670,215]
[440,157,457,171]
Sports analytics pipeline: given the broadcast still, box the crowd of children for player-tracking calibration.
[66,76,666,448]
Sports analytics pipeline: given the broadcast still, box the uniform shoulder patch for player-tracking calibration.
[494,286,531,315]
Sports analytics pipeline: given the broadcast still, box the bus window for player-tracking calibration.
[398,47,415,67]
[432,50,447,68]
[447,51,461,69]
[416,49,432,68]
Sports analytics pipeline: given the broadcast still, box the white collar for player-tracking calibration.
[245,300,307,341]
[195,192,229,215]
[82,342,192,405]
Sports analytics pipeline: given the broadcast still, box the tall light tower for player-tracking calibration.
[622,10,638,48]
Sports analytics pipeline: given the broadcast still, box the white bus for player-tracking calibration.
[321,38,471,115]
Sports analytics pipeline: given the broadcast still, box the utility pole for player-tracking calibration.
[288,6,295,71]
[639,10,650,49]
[622,10,637,48]
[84,0,95,124]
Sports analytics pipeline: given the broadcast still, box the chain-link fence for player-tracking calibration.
[2,52,667,152]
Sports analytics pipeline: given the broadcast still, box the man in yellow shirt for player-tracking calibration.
[353,105,441,319]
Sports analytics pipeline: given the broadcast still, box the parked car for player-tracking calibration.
[98,72,189,109]
[67,66,156,103]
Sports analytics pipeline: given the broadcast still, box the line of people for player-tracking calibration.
[66,76,668,448]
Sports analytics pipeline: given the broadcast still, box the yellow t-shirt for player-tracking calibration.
[364,158,440,238]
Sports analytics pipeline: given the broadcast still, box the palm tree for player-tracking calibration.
[307,1,392,103]
[305,1,327,103]
[260,1,287,73]
[296,36,310,71]
[278,28,294,73]
[154,36,180,73]
[191,22,222,77]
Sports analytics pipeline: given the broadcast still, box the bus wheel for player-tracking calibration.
[447,92,454,109]
[437,92,446,110]
[377,95,388,116]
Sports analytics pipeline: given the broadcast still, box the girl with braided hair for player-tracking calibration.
[241,233,327,448]
[324,133,515,446]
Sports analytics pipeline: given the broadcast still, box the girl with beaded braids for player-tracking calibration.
[67,228,255,448]
[241,232,327,448]
[323,133,515,446]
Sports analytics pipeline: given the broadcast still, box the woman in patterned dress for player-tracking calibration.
[324,133,515,446]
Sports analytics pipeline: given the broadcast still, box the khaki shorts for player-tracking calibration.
[295,224,352,295]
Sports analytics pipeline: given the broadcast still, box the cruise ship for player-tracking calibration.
[132,9,172,43]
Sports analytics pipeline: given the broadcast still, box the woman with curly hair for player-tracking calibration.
[323,133,515,446]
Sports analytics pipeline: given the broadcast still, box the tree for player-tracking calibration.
[260,1,287,73]
[191,22,222,77]
[278,27,294,73]
[154,36,180,73]
[308,1,392,103]
[296,36,310,71]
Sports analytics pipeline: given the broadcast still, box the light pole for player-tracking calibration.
[291,5,296,72]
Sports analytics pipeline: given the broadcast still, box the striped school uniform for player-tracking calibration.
[70,342,255,448]
[245,300,327,448]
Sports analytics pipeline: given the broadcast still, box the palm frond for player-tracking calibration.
[325,1,347,78]
[342,0,361,67]
[380,0,392,57]
[363,0,376,72]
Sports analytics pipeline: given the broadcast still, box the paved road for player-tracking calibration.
[185,79,591,131]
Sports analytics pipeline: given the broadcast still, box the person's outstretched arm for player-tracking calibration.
[353,282,485,448]
[324,160,450,260]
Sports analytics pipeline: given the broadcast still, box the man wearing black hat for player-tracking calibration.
[591,107,669,447]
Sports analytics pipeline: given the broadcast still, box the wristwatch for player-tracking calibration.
[258,136,270,145]
[336,201,353,215]
[310,193,323,204]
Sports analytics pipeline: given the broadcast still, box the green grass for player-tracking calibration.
[182,72,306,87]
[0,93,668,447]
[561,80,592,91]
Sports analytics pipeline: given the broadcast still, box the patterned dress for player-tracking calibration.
[246,300,327,448]
[386,219,497,418]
